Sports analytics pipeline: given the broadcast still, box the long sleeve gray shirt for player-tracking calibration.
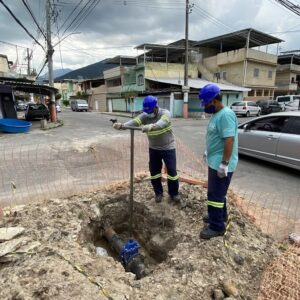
[124,108,175,150]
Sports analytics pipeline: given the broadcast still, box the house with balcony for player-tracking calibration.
[193,28,283,100]
[275,53,300,96]
[121,42,250,117]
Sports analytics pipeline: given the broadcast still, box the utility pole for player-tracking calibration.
[46,0,56,122]
[183,0,191,119]
[26,48,31,76]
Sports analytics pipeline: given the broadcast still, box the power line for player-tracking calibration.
[22,0,46,39]
[0,0,45,51]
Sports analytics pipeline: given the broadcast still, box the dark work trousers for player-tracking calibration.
[149,148,179,197]
[207,167,233,232]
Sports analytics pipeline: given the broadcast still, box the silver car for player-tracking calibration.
[231,101,261,117]
[238,112,300,170]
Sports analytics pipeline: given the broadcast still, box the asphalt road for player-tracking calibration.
[1,109,299,219]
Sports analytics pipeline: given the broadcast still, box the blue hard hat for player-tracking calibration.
[198,83,221,106]
[143,95,158,114]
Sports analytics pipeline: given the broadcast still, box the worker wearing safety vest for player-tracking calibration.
[198,83,238,240]
[113,95,180,204]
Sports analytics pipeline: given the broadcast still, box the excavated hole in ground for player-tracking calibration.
[80,193,179,274]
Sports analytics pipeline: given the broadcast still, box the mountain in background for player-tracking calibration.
[38,68,73,81]
[54,59,119,81]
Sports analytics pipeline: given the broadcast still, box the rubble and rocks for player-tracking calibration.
[0,178,281,299]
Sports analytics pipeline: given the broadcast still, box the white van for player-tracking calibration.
[275,95,300,110]
[70,99,88,112]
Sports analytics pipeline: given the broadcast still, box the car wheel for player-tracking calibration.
[246,111,250,117]
[257,110,261,116]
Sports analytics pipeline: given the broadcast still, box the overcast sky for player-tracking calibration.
[0,0,300,75]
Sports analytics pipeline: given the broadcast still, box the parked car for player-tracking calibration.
[56,104,61,112]
[284,100,300,112]
[275,95,300,110]
[256,100,282,115]
[15,100,27,111]
[70,99,88,112]
[230,101,261,117]
[238,111,300,170]
[25,103,50,121]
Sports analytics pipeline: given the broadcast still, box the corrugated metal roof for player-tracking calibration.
[145,77,251,92]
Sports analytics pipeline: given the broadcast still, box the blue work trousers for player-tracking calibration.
[207,167,233,232]
[149,148,179,197]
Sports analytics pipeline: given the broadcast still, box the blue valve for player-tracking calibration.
[119,239,141,266]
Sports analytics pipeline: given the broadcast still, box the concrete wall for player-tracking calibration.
[103,66,122,79]
[89,85,107,111]
[0,55,9,74]
[245,61,276,87]
[144,62,198,79]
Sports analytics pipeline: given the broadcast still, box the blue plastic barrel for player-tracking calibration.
[0,119,32,133]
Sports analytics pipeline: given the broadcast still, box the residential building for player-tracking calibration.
[54,80,82,101]
[275,53,300,96]
[121,42,249,117]
[0,54,9,76]
[193,28,283,100]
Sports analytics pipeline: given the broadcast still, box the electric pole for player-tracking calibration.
[26,48,31,76]
[46,0,57,122]
[183,0,191,119]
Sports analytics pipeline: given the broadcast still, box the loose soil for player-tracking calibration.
[0,176,281,300]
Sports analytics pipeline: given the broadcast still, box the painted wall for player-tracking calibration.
[89,84,107,111]
[245,61,276,87]
[145,62,198,79]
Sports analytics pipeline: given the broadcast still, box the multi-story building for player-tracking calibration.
[275,53,300,96]
[121,42,250,117]
[193,28,283,100]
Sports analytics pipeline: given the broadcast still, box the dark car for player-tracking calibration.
[256,100,282,115]
[15,100,27,111]
[25,103,50,121]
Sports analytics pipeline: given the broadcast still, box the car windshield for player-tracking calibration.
[277,97,291,103]
[232,102,244,106]
[77,100,87,104]
[29,104,45,110]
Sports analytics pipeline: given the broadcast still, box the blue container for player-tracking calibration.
[0,119,32,133]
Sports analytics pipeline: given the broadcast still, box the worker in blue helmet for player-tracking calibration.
[198,83,238,239]
[113,95,180,204]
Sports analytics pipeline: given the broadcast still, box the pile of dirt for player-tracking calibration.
[0,177,281,300]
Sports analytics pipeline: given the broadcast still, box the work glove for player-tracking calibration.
[203,150,208,165]
[217,163,228,178]
[142,124,154,133]
[112,122,123,130]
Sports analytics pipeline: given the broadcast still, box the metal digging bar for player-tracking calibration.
[108,120,146,279]
[110,119,142,237]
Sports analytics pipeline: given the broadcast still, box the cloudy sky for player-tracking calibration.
[0,0,299,75]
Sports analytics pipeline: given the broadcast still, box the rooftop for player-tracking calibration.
[193,28,283,51]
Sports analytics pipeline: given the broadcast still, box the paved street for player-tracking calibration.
[0,109,299,218]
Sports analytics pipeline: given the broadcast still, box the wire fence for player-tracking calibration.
[0,134,299,299]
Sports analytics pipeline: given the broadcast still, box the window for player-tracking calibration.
[256,90,263,97]
[268,70,273,79]
[248,116,289,132]
[137,74,144,86]
[284,117,300,135]
[291,77,295,83]
[254,68,259,78]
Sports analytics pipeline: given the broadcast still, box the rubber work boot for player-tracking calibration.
[199,227,225,240]
[171,194,181,204]
[203,215,228,223]
[155,194,163,203]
